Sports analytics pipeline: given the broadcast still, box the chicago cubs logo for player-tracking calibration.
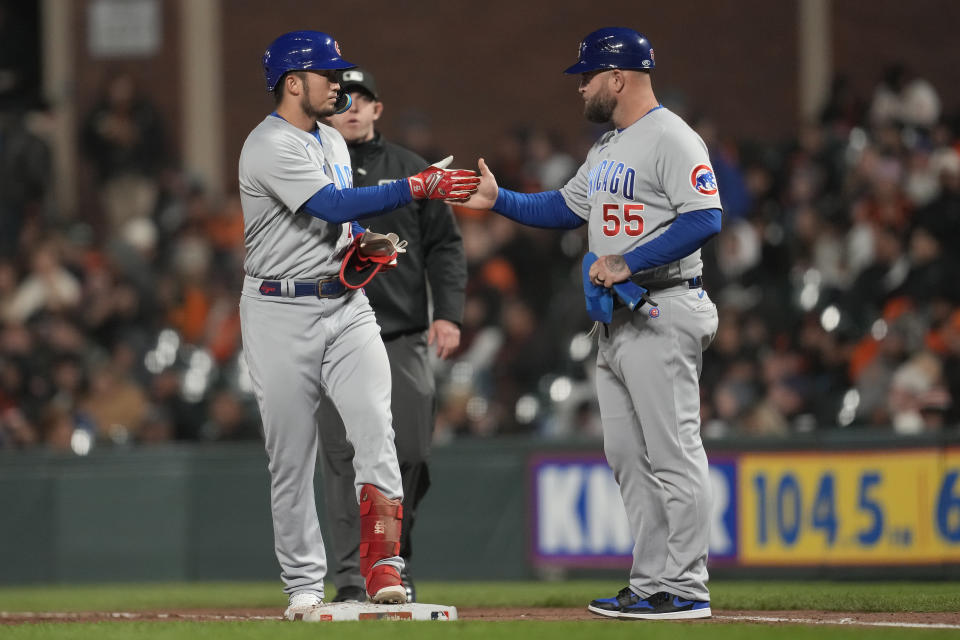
[335,40,342,55]
[690,164,718,195]
[649,307,660,318]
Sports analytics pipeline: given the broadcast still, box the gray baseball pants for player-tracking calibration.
[239,277,404,598]
[596,284,718,602]
[320,330,435,591]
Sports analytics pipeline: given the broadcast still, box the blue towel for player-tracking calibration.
[582,252,613,323]
[582,252,653,321]
[612,279,649,311]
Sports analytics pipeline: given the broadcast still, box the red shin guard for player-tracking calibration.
[359,484,403,594]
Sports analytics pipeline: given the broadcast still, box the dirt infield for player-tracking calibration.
[2,607,960,628]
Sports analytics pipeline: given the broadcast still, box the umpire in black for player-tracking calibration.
[320,68,467,603]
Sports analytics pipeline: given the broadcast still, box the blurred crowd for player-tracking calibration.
[0,72,256,451]
[1,63,959,452]
[698,64,960,438]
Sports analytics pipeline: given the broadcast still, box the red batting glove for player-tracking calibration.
[407,155,481,201]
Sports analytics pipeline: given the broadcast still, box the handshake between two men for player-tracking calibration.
[341,155,481,290]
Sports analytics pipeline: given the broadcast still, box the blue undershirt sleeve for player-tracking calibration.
[622,208,722,273]
[492,189,585,229]
[301,181,413,223]
[350,221,365,237]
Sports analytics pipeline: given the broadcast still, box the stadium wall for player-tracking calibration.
[3,434,960,584]
[55,0,960,200]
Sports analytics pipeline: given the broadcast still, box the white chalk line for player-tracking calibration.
[715,614,960,630]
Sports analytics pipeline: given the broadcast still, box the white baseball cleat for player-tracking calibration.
[284,592,323,621]
[371,584,407,605]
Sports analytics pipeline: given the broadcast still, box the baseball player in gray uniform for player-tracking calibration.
[459,27,720,620]
[321,67,467,605]
[237,30,478,620]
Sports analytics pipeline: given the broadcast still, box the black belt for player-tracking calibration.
[642,275,703,291]
[258,278,346,298]
[613,276,703,309]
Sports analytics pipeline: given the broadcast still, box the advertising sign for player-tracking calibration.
[739,450,960,565]
[530,454,737,567]
[530,448,960,568]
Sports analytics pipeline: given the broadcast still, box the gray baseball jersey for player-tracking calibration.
[238,114,404,599]
[562,106,720,601]
[560,106,721,286]
[239,115,355,279]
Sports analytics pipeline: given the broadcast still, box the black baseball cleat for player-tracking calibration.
[587,586,641,618]
[400,567,416,603]
[331,585,366,603]
[618,591,711,620]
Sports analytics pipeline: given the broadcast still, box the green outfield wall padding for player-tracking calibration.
[1,433,959,584]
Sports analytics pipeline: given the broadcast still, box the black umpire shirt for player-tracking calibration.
[347,132,467,340]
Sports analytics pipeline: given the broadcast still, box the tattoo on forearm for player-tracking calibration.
[604,255,627,272]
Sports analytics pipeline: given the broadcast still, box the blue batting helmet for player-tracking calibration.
[563,27,655,74]
[262,30,357,92]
